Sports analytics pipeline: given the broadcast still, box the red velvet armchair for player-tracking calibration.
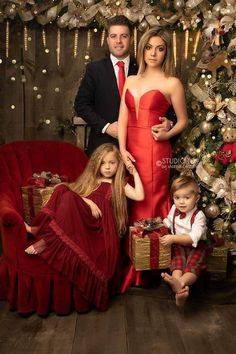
[0,140,88,316]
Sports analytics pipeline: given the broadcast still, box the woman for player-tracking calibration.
[118,27,188,290]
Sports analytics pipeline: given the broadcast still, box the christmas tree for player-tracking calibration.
[176,22,236,249]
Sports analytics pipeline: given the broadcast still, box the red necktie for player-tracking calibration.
[117,61,125,97]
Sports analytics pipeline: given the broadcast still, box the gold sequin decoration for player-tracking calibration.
[6,20,9,58]
[42,29,46,48]
[24,25,28,51]
[57,28,61,66]
[173,31,177,67]
[73,29,79,58]
[184,29,189,60]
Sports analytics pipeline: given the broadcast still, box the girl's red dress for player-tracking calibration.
[30,182,121,311]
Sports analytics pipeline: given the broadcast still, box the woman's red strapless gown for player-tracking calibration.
[122,89,172,292]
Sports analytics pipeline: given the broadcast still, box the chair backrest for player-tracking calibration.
[0,140,88,215]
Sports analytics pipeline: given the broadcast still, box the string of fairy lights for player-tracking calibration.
[1,20,202,115]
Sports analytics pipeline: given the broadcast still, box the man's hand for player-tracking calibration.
[152,117,173,133]
[151,117,173,141]
[106,122,118,138]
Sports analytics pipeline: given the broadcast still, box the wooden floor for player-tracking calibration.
[0,281,236,354]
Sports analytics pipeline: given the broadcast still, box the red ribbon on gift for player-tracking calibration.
[131,226,168,269]
[25,186,37,221]
[27,177,46,188]
[149,231,160,269]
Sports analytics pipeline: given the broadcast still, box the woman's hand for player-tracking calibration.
[120,149,136,166]
[160,234,174,246]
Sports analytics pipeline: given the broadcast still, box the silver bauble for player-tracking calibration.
[138,19,149,32]
[5,5,17,18]
[174,0,185,10]
[84,0,95,7]
[57,17,67,28]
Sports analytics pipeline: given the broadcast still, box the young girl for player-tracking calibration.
[160,175,207,307]
[25,143,144,312]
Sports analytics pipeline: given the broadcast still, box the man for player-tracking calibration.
[74,15,172,155]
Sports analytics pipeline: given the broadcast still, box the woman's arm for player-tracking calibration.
[152,78,188,141]
[124,163,144,201]
[168,78,188,138]
[118,78,135,164]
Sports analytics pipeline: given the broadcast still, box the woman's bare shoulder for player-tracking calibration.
[125,75,139,85]
[167,76,183,86]
[166,76,184,92]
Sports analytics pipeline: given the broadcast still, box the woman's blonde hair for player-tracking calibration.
[69,143,128,236]
[137,27,174,76]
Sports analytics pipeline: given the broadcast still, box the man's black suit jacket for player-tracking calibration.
[74,57,138,155]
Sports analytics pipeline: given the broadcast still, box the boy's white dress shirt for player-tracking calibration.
[163,205,207,248]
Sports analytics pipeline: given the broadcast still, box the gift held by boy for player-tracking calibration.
[129,218,171,271]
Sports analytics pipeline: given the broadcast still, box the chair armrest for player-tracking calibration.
[0,198,23,227]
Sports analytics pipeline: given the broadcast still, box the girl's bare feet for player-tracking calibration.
[161,272,183,293]
[25,245,38,255]
[175,286,189,307]
[25,239,46,255]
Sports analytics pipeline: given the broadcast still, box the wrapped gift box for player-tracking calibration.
[21,172,69,224]
[21,185,55,224]
[129,225,171,271]
[207,245,228,275]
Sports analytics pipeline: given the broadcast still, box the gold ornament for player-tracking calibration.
[205,203,221,218]
[199,121,214,134]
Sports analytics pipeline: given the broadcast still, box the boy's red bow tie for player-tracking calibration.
[176,210,186,219]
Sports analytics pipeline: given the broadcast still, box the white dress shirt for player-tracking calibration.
[163,205,207,248]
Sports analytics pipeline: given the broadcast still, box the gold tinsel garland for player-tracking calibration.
[0,0,235,34]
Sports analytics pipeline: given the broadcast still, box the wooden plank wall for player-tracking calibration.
[0,22,202,144]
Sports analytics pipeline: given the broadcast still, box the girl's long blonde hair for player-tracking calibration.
[69,143,128,236]
[137,27,174,76]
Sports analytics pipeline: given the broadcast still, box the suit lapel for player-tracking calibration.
[128,57,138,76]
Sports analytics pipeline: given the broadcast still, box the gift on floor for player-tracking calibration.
[207,245,228,276]
[129,218,171,271]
